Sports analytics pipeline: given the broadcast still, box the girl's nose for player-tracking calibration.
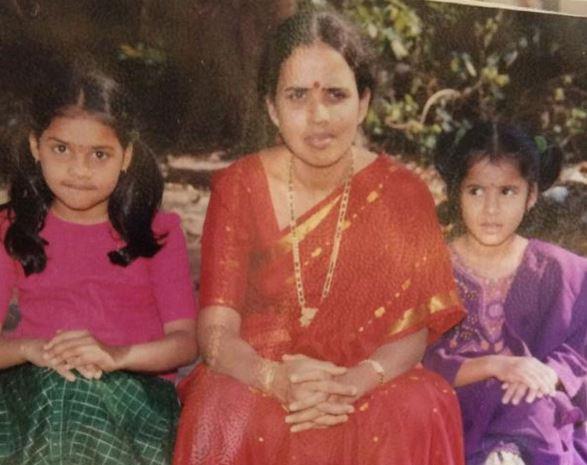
[69,154,92,178]
[483,192,500,214]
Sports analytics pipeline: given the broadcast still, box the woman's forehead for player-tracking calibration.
[278,42,356,88]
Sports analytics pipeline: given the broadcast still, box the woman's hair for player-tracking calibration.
[258,9,376,99]
[435,121,563,216]
[2,57,165,275]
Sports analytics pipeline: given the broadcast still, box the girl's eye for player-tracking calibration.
[52,144,68,154]
[93,150,110,161]
[502,186,518,196]
[467,186,483,196]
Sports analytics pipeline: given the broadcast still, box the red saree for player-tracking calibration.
[174,154,466,465]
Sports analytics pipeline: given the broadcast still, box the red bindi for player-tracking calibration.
[312,81,321,89]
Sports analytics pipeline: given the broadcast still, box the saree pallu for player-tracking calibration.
[175,154,466,465]
[0,364,179,465]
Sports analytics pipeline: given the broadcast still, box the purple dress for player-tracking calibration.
[424,239,587,465]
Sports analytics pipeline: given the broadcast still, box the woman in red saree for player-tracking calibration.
[174,9,465,465]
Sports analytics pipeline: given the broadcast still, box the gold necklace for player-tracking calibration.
[287,153,353,327]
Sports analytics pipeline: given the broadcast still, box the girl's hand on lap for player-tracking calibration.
[44,330,125,373]
[501,381,546,405]
[501,382,531,405]
[495,356,558,401]
[21,338,51,367]
[21,338,77,382]
[75,364,103,380]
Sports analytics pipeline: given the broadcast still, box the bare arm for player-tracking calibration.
[454,354,557,405]
[293,327,430,406]
[0,333,45,369]
[114,318,198,372]
[0,325,81,380]
[343,327,429,398]
[453,355,498,387]
[197,305,268,389]
[44,318,198,375]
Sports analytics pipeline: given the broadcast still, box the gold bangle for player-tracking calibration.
[257,359,278,394]
[360,358,385,385]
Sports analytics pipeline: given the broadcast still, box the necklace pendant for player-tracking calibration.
[288,152,353,330]
[299,307,318,327]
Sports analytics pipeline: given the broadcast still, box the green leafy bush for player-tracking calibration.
[316,0,586,164]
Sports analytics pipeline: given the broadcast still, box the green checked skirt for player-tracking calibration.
[0,364,180,465]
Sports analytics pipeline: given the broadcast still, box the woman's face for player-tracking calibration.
[459,157,537,249]
[266,41,370,168]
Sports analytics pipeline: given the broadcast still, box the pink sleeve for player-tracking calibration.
[149,212,198,324]
[0,215,17,327]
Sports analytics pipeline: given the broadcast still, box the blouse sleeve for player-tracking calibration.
[149,212,198,324]
[386,174,465,344]
[0,215,17,328]
[199,164,253,313]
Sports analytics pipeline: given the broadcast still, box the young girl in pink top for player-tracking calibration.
[0,57,198,464]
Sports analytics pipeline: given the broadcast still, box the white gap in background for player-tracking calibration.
[428,0,587,17]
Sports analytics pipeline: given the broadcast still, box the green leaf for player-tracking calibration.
[534,136,548,154]
[391,39,409,59]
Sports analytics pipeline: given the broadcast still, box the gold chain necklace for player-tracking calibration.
[287,153,353,327]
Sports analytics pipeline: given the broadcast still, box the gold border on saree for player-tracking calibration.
[388,289,460,337]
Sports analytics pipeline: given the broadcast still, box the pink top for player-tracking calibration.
[0,210,197,349]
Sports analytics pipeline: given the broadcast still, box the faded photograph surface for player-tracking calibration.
[430,0,587,16]
[0,1,586,465]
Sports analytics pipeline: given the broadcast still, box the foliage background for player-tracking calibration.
[1,1,586,159]
[330,0,587,165]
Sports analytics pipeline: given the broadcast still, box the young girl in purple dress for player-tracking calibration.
[424,121,587,465]
[0,57,198,464]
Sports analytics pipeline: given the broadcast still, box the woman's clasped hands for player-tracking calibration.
[272,354,360,433]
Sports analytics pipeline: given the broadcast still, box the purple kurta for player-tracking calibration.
[424,239,587,465]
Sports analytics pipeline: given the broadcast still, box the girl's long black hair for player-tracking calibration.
[2,57,165,275]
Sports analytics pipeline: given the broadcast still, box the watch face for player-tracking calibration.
[428,0,587,17]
